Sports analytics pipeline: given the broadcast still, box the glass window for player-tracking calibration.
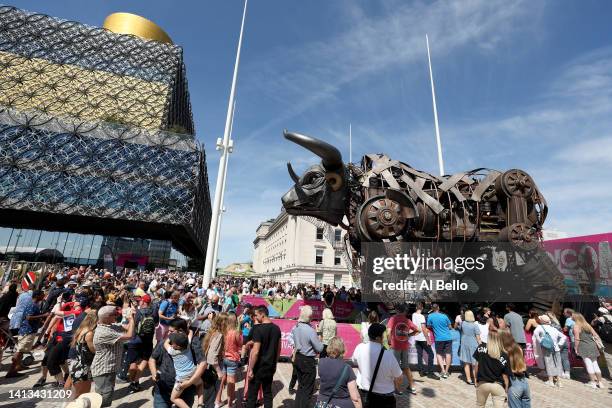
[315,248,324,264]
[315,273,323,285]
[316,227,324,240]
[334,251,342,265]
[334,274,342,288]
[334,229,342,242]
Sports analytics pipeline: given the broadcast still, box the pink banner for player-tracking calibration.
[273,319,362,358]
[543,232,612,300]
[283,299,361,320]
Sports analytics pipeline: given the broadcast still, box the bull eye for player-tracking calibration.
[303,172,324,187]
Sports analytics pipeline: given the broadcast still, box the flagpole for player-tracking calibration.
[211,100,236,278]
[426,34,445,176]
[349,123,352,163]
[204,0,248,286]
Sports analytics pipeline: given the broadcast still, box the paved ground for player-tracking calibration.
[0,352,611,407]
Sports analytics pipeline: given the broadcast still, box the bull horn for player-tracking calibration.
[287,162,300,183]
[283,130,343,169]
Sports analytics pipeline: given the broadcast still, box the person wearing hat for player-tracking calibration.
[351,322,402,406]
[65,392,103,408]
[126,293,155,393]
[91,305,135,407]
[532,314,566,387]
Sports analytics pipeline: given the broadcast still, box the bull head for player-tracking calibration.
[281,130,348,225]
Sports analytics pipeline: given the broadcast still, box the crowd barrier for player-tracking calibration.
[271,319,591,368]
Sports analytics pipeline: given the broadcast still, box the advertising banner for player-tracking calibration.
[543,233,612,300]
[241,295,365,320]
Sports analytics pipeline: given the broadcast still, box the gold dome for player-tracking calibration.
[103,12,172,44]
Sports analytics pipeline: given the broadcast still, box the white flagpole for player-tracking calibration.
[204,0,248,286]
[349,123,352,163]
[211,100,236,278]
[426,34,445,176]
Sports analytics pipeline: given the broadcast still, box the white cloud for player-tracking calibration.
[241,0,543,141]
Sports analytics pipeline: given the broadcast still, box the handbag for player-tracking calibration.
[363,345,386,408]
[201,364,219,387]
[314,364,350,408]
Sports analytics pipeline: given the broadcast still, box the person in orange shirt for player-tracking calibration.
[221,312,243,407]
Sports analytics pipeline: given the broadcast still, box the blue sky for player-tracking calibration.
[3,0,612,267]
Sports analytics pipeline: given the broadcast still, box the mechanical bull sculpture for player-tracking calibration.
[281,130,565,308]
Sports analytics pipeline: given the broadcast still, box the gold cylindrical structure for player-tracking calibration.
[103,12,172,44]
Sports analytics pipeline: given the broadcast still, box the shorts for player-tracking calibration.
[176,367,197,386]
[435,340,452,355]
[16,333,36,353]
[392,349,410,369]
[125,339,154,364]
[222,358,241,377]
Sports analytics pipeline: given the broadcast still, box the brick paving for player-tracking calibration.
[0,352,611,407]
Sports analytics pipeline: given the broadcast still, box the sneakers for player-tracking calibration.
[427,372,441,380]
[394,390,404,396]
[129,382,142,393]
[544,381,555,387]
[33,377,46,388]
[441,372,449,379]
[407,387,417,395]
[585,382,598,389]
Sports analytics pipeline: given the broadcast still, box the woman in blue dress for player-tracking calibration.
[459,310,481,385]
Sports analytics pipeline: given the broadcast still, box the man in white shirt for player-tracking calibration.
[411,302,438,379]
[351,323,402,406]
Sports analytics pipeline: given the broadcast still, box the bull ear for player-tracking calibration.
[283,130,343,170]
[287,162,300,183]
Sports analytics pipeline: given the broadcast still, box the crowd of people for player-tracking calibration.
[0,266,611,408]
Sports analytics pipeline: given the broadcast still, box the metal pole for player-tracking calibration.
[61,232,70,261]
[204,0,248,287]
[426,34,445,176]
[212,99,236,279]
[12,229,23,253]
[4,228,14,255]
[349,123,352,164]
[86,235,96,265]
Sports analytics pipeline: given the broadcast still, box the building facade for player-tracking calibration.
[0,6,211,262]
[253,211,352,287]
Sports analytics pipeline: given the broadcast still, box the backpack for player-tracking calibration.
[540,328,555,351]
[137,309,155,337]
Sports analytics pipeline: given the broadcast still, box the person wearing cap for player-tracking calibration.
[124,293,155,393]
[65,392,103,408]
[91,305,135,407]
[351,323,402,406]
[532,314,565,387]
